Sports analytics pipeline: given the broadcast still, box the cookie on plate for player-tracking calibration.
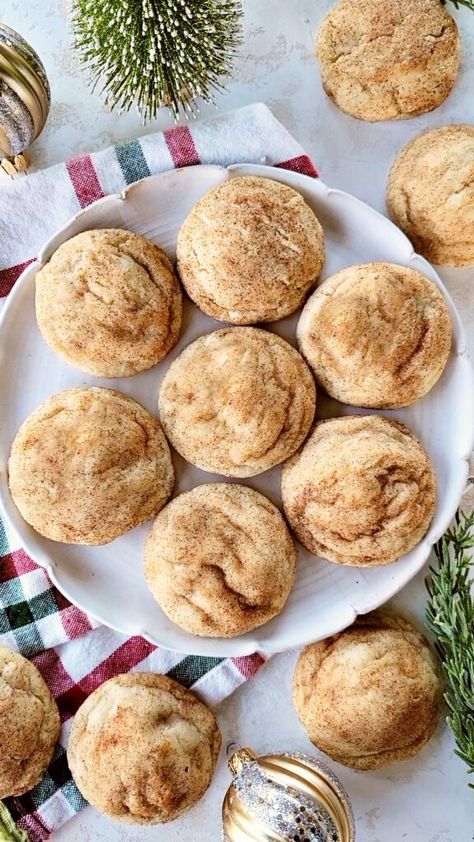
[297,262,452,408]
[387,125,474,266]
[316,0,460,121]
[0,645,60,798]
[176,176,324,323]
[144,483,296,638]
[281,415,436,566]
[8,387,174,545]
[158,327,316,477]
[67,673,221,824]
[293,612,443,769]
[36,228,182,377]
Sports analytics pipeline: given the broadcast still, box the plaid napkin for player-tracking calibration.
[0,103,318,841]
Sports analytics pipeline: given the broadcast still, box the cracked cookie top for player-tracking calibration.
[35,228,182,377]
[293,612,443,770]
[297,262,452,408]
[176,176,324,324]
[158,327,316,477]
[8,387,174,545]
[387,125,474,266]
[281,415,436,567]
[67,673,221,824]
[0,645,60,798]
[316,0,460,122]
[144,483,296,638]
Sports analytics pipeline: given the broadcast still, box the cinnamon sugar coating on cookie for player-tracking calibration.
[297,262,452,408]
[36,228,182,377]
[159,327,316,477]
[282,415,436,566]
[9,387,174,545]
[144,483,296,637]
[177,176,324,323]
[293,613,443,769]
[316,0,460,121]
[67,673,221,823]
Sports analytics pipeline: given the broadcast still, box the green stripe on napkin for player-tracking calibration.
[167,655,224,688]
[114,139,150,184]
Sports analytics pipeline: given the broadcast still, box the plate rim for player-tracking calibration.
[0,162,473,657]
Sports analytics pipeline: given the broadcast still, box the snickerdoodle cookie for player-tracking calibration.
[36,228,182,377]
[297,263,452,408]
[9,387,174,545]
[0,645,60,798]
[144,483,296,638]
[316,0,460,121]
[387,125,474,265]
[176,176,324,323]
[293,612,443,770]
[158,327,316,477]
[67,673,221,824]
[281,415,436,566]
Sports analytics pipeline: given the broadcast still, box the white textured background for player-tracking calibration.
[3,1,474,840]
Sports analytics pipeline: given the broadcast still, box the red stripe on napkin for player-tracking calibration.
[33,648,75,700]
[66,154,105,208]
[20,812,52,842]
[275,155,319,178]
[0,548,39,582]
[78,636,157,694]
[34,637,157,722]
[58,605,94,642]
[57,643,156,717]
[232,653,266,678]
[164,126,200,168]
[0,258,35,297]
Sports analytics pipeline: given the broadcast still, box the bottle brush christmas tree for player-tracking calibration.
[72,0,243,121]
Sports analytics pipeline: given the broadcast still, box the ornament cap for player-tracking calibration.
[227,745,258,775]
[1,152,30,175]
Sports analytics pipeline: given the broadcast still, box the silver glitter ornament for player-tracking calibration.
[0,22,50,173]
[223,747,355,842]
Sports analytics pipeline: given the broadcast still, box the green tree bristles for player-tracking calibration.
[72,0,243,121]
[442,0,474,10]
[426,510,474,785]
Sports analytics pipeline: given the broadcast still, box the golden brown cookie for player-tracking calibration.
[316,0,460,121]
[293,612,443,770]
[281,415,436,566]
[9,387,174,545]
[67,673,221,824]
[144,483,296,638]
[159,327,316,477]
[387,125,474,266]
[176,176,324,323]
[36,228,182,377]
[0,645,60,798]
[297,262,452,408]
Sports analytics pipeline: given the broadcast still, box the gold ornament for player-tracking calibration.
[223,746,355,842]
[0,22,50,174]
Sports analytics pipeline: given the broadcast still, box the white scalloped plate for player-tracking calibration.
[0,164,473,657]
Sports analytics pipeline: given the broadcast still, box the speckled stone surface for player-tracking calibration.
[2,1,474,840]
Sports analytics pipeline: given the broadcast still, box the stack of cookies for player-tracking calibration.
[8,173,453,645]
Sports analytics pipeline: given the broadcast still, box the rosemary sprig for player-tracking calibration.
[426,510,474,785]
[72,0,243,122]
